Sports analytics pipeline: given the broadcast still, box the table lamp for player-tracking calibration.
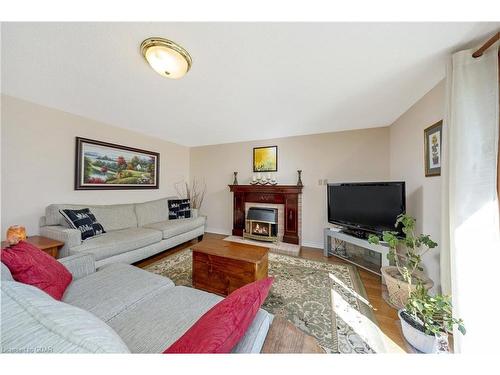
[6,225,27,246]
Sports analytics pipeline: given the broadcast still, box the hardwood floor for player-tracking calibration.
[135,232,409,353]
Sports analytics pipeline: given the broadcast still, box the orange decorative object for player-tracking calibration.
[6,225,27,246]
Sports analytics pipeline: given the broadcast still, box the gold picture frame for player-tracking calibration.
[424,121,443,177]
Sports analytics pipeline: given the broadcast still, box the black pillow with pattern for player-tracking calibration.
[168,199,191,220]
[60,208,106,240]
[84,210,106,235]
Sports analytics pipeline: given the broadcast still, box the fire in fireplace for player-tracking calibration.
[244,207,278,242]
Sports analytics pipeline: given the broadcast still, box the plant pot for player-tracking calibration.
[398,310,444,353]
[381,266,433,309]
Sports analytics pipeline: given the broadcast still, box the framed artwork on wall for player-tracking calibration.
[253,145,278,172]
[424,120,443,177]
[75,137,160,190]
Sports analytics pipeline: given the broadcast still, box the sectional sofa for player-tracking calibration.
[1,253,272,353]
[39,197,206,267]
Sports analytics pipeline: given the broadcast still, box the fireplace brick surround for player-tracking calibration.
[228,185,303,244]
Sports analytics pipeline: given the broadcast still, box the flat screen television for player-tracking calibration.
[327,181,406,237]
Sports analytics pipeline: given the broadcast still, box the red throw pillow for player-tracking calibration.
[164,277,274,354]
[1,240,72,300]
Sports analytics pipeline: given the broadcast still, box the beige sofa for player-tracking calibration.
[39,197,206,268]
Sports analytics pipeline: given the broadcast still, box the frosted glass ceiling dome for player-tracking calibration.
[140,37,192,79]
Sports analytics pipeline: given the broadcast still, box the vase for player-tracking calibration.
[233,172,238,185]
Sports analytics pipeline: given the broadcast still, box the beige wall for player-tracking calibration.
[2,83,444,290]
[190,128,391,248]
[1,95,190,238]
[389,80,445,292]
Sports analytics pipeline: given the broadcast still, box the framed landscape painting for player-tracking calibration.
[424,121,442,177]
[75,137,159,190]
[253,145,278,172]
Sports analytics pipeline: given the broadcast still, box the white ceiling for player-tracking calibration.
[2,22,499,146]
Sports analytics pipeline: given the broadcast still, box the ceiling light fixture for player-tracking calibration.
[140,37,192,79]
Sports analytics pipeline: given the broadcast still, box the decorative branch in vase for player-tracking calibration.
[174,177,206,209]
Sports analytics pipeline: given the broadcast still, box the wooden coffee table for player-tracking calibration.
[191,238,269,296]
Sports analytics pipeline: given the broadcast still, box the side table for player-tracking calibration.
[1,235,65,258]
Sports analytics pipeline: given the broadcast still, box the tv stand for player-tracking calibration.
[340,228,368,239]
[323,227,390,276]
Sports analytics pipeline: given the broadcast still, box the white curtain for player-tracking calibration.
[442,43,499,353]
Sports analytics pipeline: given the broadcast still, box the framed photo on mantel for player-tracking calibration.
[75,137,160,190]
[424,121,442,177]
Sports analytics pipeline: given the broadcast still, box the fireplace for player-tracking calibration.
[229,184,303,244]
[244,207,278,242]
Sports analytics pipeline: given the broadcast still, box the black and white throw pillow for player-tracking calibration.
[60,208,106,240]
[168,199,191,220]
[84,210,106,236]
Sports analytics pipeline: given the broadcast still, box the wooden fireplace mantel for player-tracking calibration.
[228,184,303,244]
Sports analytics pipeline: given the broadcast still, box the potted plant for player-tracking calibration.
[399,283,465,353]
[368,214,437,308]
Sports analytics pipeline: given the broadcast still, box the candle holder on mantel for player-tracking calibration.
[233,172,238,185]
[250,173,278,185]
[297,170,303,187]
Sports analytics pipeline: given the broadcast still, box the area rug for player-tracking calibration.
[145,249,386,353]
[223,235,301,256]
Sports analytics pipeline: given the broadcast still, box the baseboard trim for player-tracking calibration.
[301,241,323,250]
[205,227,231,236]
